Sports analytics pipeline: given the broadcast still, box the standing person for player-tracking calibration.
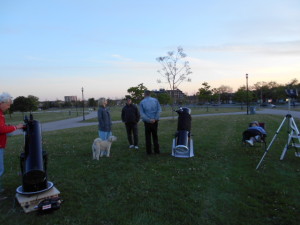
[121,97,140,149]
[97,98,112,140]
[0,92,24,195]
[140,90,162,155]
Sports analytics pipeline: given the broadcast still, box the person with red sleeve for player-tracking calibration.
[0,92,24,195]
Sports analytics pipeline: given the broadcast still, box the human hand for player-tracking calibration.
[150,119,156,123]
[16,123,25,129]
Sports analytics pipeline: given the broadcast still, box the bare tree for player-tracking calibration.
[156,46,192,103]
[215,85,233,104]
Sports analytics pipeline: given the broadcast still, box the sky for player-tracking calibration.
[1,0,300,101]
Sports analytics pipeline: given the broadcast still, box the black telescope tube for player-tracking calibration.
[175,107,191,147]
[21,118,48,192]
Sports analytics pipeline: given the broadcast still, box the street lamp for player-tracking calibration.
[81,87,85,121]
[246,73,249,115]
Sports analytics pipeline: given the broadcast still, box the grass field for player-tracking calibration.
[1,113,300,225]
[4,104,300,124]
[5,110,87,124]
[5,105,248,124]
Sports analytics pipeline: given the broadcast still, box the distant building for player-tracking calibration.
[64,96,77,102]
[152,88,186,100]
[152,88,187,104]
[152,88,167,94]
[165,89,186,100]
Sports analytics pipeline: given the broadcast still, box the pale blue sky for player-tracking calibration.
[1,0,300,101]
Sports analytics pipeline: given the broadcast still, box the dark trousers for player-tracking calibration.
[243,129,261,140]
[125,123,138,146]
[144,121,160,154]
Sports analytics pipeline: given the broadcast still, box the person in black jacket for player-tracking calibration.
[121,97,140,149]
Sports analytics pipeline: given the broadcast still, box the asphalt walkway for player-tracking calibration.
[11,108,300,135]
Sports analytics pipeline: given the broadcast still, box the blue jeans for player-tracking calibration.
[98,131,112,140]
[0,148,4,178]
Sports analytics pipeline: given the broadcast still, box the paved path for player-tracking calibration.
[257,108,300,118]
[11,109,300,135]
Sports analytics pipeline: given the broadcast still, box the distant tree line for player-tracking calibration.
[125,79,299,106]
[196,79,299,105]
[232,79,299,105]
[9,95,39,114]
[8,79,299,114]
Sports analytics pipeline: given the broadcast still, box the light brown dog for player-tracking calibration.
[92,136,117,160]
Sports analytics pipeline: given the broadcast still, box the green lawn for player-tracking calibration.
[5,109,87,124]
[5,105,299,125]
[1,114,300,225]
[85,105,247,122]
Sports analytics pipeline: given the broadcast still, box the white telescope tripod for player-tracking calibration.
[256,99,300,170]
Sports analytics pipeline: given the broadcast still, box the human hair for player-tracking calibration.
[98,98,106,106]
[0,92,13,103]
[251,121,259,127]
[144,90,151,96]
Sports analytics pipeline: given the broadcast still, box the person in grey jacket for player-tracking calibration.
[97,98,112,140]
[140,90,162,155]
[121,97,140,149]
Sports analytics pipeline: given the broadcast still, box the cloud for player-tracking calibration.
[110,54,133,61]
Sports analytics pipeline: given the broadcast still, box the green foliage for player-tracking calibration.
[27,95,39,111]
[12,96,30,112]
[12,95,39,112]
[40,101,54,110]
[197,82,213,103]
[234,86,247,103]
[1,114,300,225]
[87,98,97,108]
[155,92,171,105]
[194,79,299,105]
[127,83,148,104]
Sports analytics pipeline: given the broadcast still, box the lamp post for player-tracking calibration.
[81,87,85,121]
[246,73,249,115]
[76,100,78,116]
[260,84,263,105]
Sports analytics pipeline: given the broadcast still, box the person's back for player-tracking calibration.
[140,96,161,123]
[140,90,161,155]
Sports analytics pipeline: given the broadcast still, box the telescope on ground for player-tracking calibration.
[172,107,194,158]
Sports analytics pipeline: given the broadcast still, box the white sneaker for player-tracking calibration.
[129,145,134,149]
[246,139,254,146]
[134,146,139,149]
